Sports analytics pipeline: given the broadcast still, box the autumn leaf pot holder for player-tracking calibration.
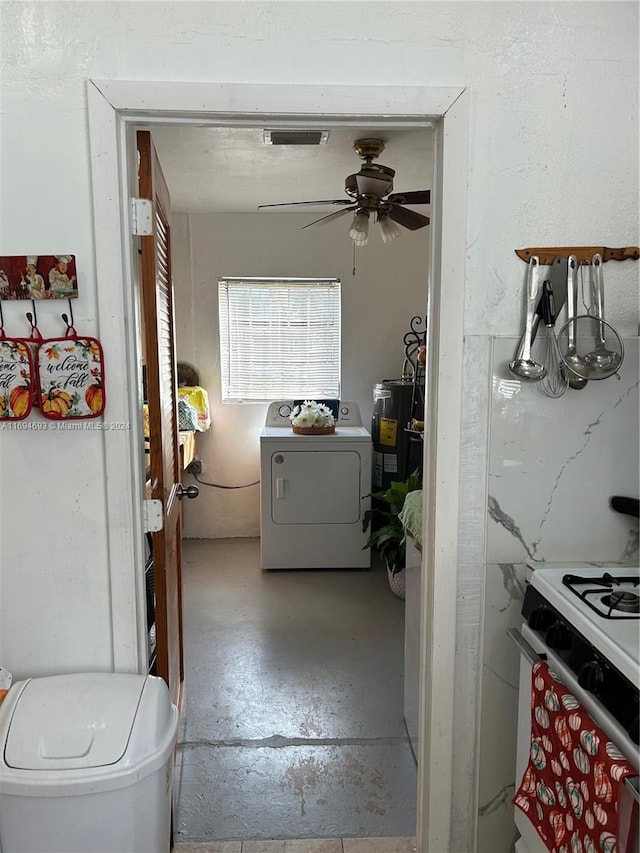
[0,329,35,420]
[37,327,105,419]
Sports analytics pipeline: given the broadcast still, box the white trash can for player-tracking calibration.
[0,672,178,853]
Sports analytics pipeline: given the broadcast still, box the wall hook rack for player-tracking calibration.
[26,303,39,329]
[515,246,639,266]
[61,298,75,331]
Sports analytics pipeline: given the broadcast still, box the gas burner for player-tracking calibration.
[562,572,640,620]
[602,590,640,614]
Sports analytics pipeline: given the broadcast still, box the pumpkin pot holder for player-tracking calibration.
[0,328,35,420]
[37,326,105,419]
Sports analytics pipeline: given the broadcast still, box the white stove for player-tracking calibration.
[528,566,639,687]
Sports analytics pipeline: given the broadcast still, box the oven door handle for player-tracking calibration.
[625,776,640,805]
[507,627,548,665]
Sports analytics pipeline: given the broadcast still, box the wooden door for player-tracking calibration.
[137,130,184,711]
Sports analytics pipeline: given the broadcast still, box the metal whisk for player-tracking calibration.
[539,280,568,398]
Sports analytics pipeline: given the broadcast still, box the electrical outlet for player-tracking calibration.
[186,458,202,475]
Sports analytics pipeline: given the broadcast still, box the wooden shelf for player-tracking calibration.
[515,246,639,266]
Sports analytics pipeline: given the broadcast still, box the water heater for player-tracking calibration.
[371,379,421,492]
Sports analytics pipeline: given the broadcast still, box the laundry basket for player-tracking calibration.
[0,672,178,853]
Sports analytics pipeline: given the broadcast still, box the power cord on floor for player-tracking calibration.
[186,460,259,489]
[193,472,260,489]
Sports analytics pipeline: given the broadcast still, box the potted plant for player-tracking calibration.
[362,468,422,599]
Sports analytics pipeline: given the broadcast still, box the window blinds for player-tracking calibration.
[218,278,341,402]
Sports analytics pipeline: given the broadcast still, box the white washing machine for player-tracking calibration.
[260,400,372,570]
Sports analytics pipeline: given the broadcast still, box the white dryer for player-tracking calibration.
[260,401,372,570]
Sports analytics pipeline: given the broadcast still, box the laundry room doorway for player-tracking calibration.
[88,80,469,852]
[153,114,433,838]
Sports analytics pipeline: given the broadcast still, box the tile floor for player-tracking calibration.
[174,538,416,845]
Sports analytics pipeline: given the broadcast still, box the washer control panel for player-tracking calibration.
[264,400,363,427]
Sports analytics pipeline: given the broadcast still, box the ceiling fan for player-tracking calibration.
[257,138,431,245]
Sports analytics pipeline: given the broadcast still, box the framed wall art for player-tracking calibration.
[0,255,78,300]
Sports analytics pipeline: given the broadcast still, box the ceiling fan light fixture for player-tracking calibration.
[348,210,370,246]
[258,133,431,245]
[378,213,403,244]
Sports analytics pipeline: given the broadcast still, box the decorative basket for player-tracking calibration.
[291,424,336,435]
[386,563,406,600]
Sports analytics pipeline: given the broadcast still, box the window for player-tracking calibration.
[218,277,341,402]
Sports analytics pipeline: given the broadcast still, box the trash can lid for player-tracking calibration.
[4,673,148,771]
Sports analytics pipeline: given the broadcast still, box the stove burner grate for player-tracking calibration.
[601,590,640,615]
[562,572,640,620]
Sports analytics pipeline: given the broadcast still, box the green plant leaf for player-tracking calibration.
[361,468,421,569]
[362,507,397,533]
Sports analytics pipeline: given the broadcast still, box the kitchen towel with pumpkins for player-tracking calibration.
[37,323,105,419]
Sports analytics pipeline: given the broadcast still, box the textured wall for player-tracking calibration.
[172,212,429,539]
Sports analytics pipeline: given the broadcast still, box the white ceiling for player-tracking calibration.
[150,124,434,216]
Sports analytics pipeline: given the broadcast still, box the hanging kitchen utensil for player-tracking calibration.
[584,253,624,376]
[557,254,624,381]
[36,312,105,419]
[562,255,588,390]
[0,304,35,420]
[557,315,624,381]
[538,280,568,398]
[530,256,567,346]
[509,256,547,381]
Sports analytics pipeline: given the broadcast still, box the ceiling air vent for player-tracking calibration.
[263,130,330,146]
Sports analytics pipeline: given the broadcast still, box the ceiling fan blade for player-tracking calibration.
[387,204,431,231]
[302,206,358,230]
[387,190,431,205]
[355,173,393,196]
[257,199,352,209]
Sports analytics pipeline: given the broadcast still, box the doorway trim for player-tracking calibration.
[87,80,469,852]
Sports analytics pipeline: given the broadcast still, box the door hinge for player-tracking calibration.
[143,499,164,532]
[131,198,153,236]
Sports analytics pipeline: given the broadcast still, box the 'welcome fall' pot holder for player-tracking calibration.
[37,321,105,419]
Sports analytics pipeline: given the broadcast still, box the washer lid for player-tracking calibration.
[4,673,147,770]
[260,426,371,441]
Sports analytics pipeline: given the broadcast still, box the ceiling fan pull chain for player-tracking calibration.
[352,242,357,276]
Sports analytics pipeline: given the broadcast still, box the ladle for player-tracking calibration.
[585,253,622,376]
[509,256,547,381]
[561,255,588,389]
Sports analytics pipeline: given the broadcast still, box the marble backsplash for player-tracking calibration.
[476,336,639,853]
[487,337,639,566]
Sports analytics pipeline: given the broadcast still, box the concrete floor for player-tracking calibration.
[175,839,417,852]
[174,538,417,844]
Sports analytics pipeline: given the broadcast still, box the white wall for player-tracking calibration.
[0,3,637,851]
[171,212,430,538]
